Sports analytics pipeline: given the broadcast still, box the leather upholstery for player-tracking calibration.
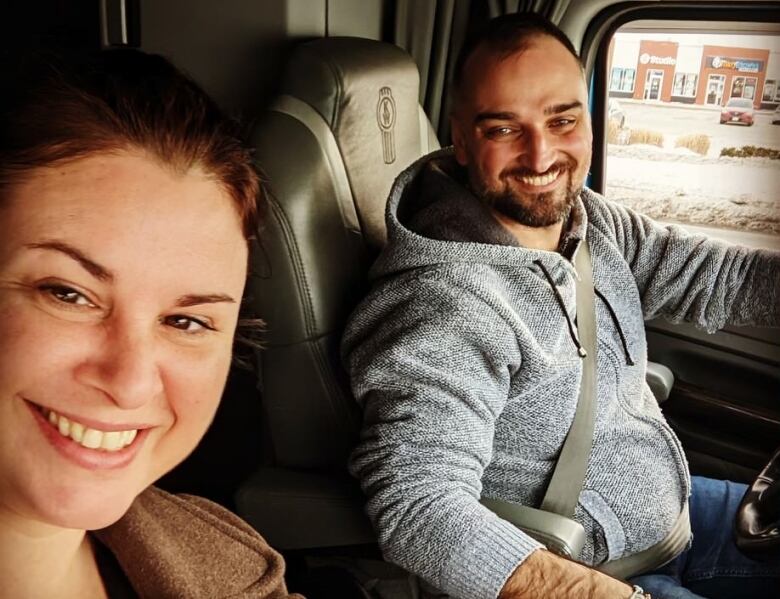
[280,37,436,250]
[236,37,438,549]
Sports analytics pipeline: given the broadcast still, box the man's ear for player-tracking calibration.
[450,116,468,166]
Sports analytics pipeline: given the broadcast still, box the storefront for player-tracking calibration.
[699,47,768,107]
[608,33,779,109]
[635,40,678,102]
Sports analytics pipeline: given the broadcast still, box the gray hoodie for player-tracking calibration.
[343,149,779,599]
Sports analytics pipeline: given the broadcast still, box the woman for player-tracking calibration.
[0,49,301,598]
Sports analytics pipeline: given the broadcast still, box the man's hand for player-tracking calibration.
[499,549,635,599]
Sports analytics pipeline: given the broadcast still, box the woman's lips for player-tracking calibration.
[26,399,150,470]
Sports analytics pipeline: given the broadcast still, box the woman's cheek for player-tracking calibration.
[163,345,232,426]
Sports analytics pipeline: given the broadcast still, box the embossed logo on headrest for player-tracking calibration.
[377,87,397,164]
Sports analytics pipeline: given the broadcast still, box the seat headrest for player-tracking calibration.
[280,37,425,249]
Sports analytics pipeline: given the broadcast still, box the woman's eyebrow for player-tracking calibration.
[25,240,113,281]
[175,293,236,307]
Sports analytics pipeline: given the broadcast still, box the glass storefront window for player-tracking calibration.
[673,73,698,97]
[743,77,757,99]
[610,67,636,92]
[683,76,697,96]
[732,76,758,99]
[764,80,777,101]
[731,76,745,97]
[623,69,635,91]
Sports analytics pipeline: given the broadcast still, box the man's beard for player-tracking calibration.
[469,161,581,228]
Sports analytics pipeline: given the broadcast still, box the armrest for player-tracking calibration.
[234,467,375,550]
[646,361,674,403]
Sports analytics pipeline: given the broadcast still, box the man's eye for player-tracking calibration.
[40,284,96,307]
[486,126,515,139]
[550,117,576,128]
[163,315,215,333]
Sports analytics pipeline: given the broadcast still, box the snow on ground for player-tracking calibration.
[605,145,780,235]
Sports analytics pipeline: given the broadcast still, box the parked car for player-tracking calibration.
[772,104,780,125]
[720,97,755,125]
[608,98,627,128]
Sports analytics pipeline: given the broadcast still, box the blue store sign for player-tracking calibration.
[707,56,763,73]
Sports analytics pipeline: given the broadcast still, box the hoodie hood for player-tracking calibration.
[370,148,637,364]
[371,147,586,281]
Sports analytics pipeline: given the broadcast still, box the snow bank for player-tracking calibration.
[605,147,780,235]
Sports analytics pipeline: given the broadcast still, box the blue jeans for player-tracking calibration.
[629,476,780,599]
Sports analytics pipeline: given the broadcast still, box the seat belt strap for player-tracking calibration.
[539,238,598,517]
[480,238,597,558]
[598,502,691,578]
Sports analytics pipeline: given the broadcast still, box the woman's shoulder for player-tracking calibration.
[94,486,302,598]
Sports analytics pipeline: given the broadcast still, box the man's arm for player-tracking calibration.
[344,267,543,599]
[499,550,634,599]
[591,191,780,332]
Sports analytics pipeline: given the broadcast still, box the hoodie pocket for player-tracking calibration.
[580,489,626,562]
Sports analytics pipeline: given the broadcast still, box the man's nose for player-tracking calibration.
[75,319,164,410]
[522,129,556,174]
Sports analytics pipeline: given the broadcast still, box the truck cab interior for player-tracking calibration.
[6,1,779,596]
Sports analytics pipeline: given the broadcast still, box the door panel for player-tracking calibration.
[647,319,780,483]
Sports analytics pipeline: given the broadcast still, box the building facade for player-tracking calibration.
[608,33,780,110]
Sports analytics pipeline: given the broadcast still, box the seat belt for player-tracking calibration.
[481,238,597,559]
[539,236,598,517]
[481,238,690,577]
[598,503,690,578]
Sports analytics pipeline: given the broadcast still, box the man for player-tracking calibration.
[342,12,780,599]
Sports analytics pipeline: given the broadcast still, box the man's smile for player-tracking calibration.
[513,168,562,187]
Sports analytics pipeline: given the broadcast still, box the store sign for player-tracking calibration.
[707,56,763,73]
[639,53,676,66]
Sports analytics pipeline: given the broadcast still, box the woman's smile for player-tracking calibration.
[25,397,150,470]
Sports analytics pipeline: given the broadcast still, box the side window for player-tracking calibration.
[603,25,780,247]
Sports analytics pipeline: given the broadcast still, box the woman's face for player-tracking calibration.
[0,150,249,530]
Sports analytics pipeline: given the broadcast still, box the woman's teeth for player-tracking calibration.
[45,409,137,452]
[518,169,560,187]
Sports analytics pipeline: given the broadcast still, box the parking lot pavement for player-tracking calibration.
[615,100,780,156]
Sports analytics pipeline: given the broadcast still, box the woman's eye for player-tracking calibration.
[163,315,215,334]
[40,284,96,307]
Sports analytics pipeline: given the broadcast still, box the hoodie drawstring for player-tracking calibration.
[534,260,635,365]
[534,260,586,358]
[594,288,635,366]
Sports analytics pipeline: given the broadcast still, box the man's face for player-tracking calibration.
[451,35,593,228]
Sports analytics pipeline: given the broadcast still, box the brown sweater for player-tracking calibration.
[94,486,303,598]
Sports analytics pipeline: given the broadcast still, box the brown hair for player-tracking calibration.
[0,48,262,241]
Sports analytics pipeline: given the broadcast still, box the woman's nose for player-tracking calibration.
[75,319,164,410]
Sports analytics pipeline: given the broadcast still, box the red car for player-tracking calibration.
[720,97,755,126]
